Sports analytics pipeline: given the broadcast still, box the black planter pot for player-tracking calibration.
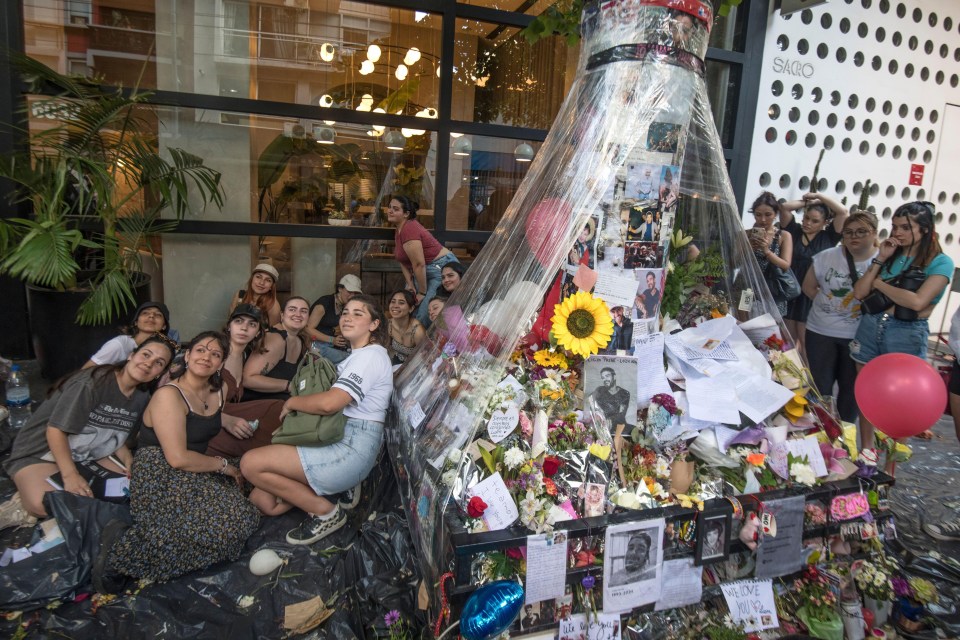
[26,271,152,381]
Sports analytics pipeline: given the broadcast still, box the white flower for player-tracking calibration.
[790,462,816,486]
[504,447,526,470]
[441,469,457,487]
[655,457,671,478]
[446,448,462,464]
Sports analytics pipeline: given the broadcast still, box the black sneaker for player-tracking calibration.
[285,508,347,545]
[923,518,960,541]
[92,518,131,594]
[339,483,363,511]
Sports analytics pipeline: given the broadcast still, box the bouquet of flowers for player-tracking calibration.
[794,567,839,622]
[855,558,896,601]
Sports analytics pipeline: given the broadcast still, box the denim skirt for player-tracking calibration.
[297,417,384,495]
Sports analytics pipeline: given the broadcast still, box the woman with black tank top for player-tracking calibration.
[94,331,260,589]
[240,296,309,402]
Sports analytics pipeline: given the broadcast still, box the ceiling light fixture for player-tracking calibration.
[319,43,336,62]
[384,131,406,151]
[452,137,472,156]
[395,64,408,80]
[514,143,534,162]
[403,48,421,66]
[318,94,334,108]
[359,60,375,75]
[367,44,381,62]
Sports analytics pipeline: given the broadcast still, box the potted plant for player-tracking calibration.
[854,558,895,627]
[892,576,938,633]
[327,210,352,227]
[0,56,224,378]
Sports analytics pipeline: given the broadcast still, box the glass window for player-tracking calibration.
[705,61,742,148]
[452,18,576,129]
[444,134,543,231]
[708,6,747,52]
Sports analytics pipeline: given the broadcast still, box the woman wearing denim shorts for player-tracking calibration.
[241,295,393,545]
[850,202,953,467]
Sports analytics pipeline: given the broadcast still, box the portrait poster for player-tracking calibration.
[626,202,660,242]
[657,164,680,214]
[519,601,543,630]
[583,355,639,430]
[632,268,665,321]
[562,215,601,298]
[695,509,732,565]
[646,122,682,154]
[600,303,635,355]
[630,163,661,202]
[623,241,664,270]
[603,518,666,613]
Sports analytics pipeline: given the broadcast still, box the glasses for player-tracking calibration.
[147,332,180,351]
[842,228,872,238]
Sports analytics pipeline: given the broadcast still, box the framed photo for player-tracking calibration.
[695,510,731,566]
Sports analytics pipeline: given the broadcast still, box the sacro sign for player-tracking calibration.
[772,57,814,78]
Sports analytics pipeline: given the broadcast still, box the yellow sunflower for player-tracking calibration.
[533,349,567,369]
[551,291,614,357]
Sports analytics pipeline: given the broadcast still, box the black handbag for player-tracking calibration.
[765,265,801,302]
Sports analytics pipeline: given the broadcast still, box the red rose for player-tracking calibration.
[542,456,561,477]
[506,547,524,560]
[467,496,488,518]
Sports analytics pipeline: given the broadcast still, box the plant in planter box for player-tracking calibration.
[0,55,225,325]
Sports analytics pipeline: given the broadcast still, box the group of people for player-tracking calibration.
[749,193,954,463]
[2,194,470,589]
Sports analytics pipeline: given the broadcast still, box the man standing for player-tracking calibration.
[607,306,634,353]
[638,271,662,319]
[590,367,631,427]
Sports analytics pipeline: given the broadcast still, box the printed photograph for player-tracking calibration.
[646,122,682,154]
[633,268,665,321]
[624,241,664,269]
[606,526,659,586]
[583,355,639,430]
[696,511,731,565]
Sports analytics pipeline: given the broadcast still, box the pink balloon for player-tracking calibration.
[854,353,946,438]
[525,198,572,266]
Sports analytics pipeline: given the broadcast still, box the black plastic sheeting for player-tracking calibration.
[0,449,426,639]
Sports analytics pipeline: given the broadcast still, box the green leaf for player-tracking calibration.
[478,447,496,475]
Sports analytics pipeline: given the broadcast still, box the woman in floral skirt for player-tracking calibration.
[94,331,260,589]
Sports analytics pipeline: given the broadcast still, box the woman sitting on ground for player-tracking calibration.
[387,290,426,365]
[84,302,172,368]
[241,295,393,545]
[440,262,466,296]
[305,274,363,365]
[97,331,260,588]
[241,296,309,402]
[206,304,285,458]
[229,263,281,327]
[5,335,175,518]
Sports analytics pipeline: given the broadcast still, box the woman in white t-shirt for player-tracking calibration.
[240,295,393,545]
[84,301,172,368]
[801,212,878,422]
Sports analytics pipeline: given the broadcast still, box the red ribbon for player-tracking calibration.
[433,572,454,637]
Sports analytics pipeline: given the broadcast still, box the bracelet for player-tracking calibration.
[215,456,228,474]
[871,258,884,266]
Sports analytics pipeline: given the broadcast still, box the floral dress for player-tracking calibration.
[754,228,788,316]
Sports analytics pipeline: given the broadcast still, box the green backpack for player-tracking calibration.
[271,354,347,447]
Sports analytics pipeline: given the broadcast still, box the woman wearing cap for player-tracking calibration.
[306,275,362,364]
[851,201,953,468]
[6,335,174,518]
[241,296,309,402]
[230,264,282,327]
[206,304,285,457]
[84,302,171,368]
[387,194,460,326]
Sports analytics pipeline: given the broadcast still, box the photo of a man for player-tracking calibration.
[608,529,658,586]
[521,603,541,629]
[584,356,638,431]
[589,368,630,427]
[604,306,634,354]
[635,270,663,320]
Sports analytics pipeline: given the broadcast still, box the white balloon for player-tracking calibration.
[249,548,284,576]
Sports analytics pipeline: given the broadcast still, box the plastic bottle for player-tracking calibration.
[5,364,32,429]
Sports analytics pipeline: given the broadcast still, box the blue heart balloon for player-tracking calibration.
[460,580,525,640]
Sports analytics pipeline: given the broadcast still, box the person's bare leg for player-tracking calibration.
[11,462,58,518]
[854,362,876,453]
[241,445,334,516]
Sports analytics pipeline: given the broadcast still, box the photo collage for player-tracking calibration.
[561,121,683,355]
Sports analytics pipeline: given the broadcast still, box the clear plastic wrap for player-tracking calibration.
[387,0,790,606]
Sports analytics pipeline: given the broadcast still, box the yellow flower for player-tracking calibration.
[533,349,567,369]
[551,291,614,357]
[588,443,611,460]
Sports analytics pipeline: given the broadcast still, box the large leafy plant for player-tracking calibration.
[0,55,224,324]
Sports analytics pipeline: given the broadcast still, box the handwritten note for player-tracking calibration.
[594,271,642,309]
[732,373,795,424]
[720,580,779,632]
[407,402,426,429]
[786,435,829,477]
[655,558,703,610]
[559,614,588,640]
[588,612,622,640]
[525,531,570,604]
[487,404,520,443]
[633,333,672,408]
[467,472,518,531]
[497,374,528,408]
[684,376,742,425]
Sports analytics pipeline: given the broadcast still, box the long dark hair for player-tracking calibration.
[222,316,264,357]
[346,294,389,346]
[750,191,780,213]
[888,201,942,268]
[389,289,417,311]
[172,331,230,390]
[391,194,419,220]
[48,334,176,397]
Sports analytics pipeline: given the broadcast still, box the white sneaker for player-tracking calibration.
[0,493,37,531]
[923,518,960,541]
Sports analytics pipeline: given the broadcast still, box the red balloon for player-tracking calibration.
[854,353,947,438]
[525,198,572,266]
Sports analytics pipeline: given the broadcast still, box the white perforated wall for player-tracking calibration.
[746,0,960,332]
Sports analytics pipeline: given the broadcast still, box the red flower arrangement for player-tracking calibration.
[542,456,562,477]
[467,496,488,518]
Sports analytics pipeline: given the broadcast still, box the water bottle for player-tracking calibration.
[5,364,32,429]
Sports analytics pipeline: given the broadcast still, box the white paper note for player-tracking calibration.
[786,435,829,477]
[655,558,703,610]
[731,372,795,424]
[720,579,779,632]
[468,472,519,531]
[407,402,426,429]
[104,476,130,498]
[633,333,672,408]
[487,404,520,443]
[525,531,570,604]
[714,425,742,455]
[684,376,742,425]
[594,271,642,309]
[588,612,623,640]
[559,614,588,640]
[497,374,529,407]
[738,313,781,346]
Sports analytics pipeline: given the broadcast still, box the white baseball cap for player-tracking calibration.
[252,263,280,281]
[338,274,363,293]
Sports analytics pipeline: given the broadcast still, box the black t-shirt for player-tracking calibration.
[784,218,841,280]
[310,294,340,339]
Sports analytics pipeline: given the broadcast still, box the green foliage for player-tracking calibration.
[0,54,224,325]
